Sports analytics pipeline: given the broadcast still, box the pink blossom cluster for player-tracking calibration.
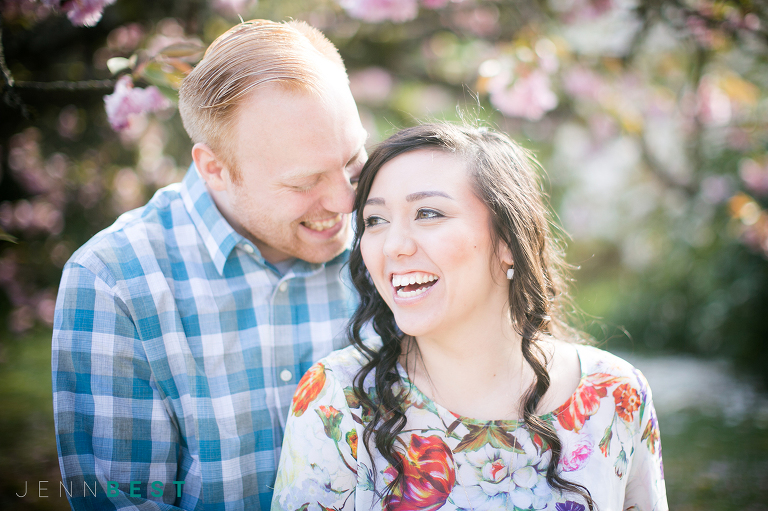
[0,252,57,333]
[683,2,761,49]
[7,0,117,26]
[104,76,171,131]
[349,67,394,105]
[488,69,558,121]
[555,0,617,23]
[211,0,259,17]
[484,41,561,121]
[739,158,768,197]
[0,128,73,333]
[729,194,768,258]
[338,0,448,23]
[60,0,116,26]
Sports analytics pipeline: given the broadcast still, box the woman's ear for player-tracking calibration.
[499,241,514,268]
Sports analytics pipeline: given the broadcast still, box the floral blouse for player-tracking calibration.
[271,343,667,511]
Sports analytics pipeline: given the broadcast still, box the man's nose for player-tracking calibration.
[321,170,356,214]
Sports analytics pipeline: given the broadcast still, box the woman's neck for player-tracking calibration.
[401,313,535,420]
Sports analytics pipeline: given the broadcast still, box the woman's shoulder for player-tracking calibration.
[575,344,654,399]
[314,337,384,388]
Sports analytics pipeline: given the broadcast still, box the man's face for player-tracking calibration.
[224,73,368,264]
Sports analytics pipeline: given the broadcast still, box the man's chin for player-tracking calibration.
[292,222,351,263]
[295,237,350,264]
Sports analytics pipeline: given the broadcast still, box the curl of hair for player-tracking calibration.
[348,123,595,508]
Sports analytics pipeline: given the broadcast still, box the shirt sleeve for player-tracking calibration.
[52,261,190,510]
[271,361,359,511]
[624,371,668,511]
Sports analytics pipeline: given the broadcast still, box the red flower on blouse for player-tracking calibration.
[613,383,641,422]
[556,373,625,432]
[384,434,456,511]
[291,363,326,417]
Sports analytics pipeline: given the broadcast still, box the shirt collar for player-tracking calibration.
[179,163,345,277]
[180,163,243,275]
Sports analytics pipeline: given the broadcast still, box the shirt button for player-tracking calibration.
[279,369,293,382]
[278,282,288,292]
[243,244,254,254]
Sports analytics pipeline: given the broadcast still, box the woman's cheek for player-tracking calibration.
[360,235,387,295]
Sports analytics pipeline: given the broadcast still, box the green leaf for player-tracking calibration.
[316,407,343,442]
[598,423,612,457]
[156,42,205,60]
[453,422,524,453]
[343,387,360,409]
[140,61,185,90]
[445,418,461,437]
[0,228,17,243]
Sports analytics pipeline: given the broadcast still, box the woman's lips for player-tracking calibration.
[390,271,439,298]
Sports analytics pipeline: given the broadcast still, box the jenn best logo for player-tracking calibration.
[16,480,185,499]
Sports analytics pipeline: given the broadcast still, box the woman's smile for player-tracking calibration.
[390,271,439,298]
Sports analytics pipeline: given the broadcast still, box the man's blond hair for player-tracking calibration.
[178,19,347,178]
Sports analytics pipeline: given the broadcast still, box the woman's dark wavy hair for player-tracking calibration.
[348,123,594,508]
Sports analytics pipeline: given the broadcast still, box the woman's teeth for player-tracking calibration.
[391,273,438,287]
[391,272,439,297]
[397,286,430,298]
[303,215,341,231]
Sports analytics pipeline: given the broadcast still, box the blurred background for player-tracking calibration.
[1,0,767,508]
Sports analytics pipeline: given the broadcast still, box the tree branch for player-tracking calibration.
[0,22,29,118]
[14,79,115,91]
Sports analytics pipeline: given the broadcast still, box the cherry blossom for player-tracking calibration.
[562,66,606,102]
[739,159,768,196]
[103,76,171,131]
[349,67,394,105]
[489,69,559,121]
[421,0,449,8]
[60,0,116,27]
[697,76,732,126]
[211,0,257,16]
[339,0,418,23]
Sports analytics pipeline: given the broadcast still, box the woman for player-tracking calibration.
[271,124,667,511]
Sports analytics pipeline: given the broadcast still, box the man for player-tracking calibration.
[52,20,367,510]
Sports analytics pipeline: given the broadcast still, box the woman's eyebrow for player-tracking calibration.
[405,191,453,202]
[364,190,453,207]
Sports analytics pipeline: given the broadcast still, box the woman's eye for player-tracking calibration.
[364,215,387,228]
[416,208,443,220]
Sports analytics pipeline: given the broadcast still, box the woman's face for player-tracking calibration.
[360,149,512,338]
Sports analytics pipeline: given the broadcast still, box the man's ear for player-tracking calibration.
[192,143,230,192]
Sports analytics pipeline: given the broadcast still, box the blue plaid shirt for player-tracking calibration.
[52,165,356,510]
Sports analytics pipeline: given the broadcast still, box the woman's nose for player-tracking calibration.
[382,223,417,259]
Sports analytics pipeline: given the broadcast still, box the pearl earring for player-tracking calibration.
[506,268,514,280]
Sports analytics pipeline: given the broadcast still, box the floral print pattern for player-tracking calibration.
[383,434,456,510]
[272,344,668,511]
[292,362,326,416]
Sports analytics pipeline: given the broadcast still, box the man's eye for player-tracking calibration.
[291,183,316,193]
[416,208,443,220]
[364,215,386,227]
